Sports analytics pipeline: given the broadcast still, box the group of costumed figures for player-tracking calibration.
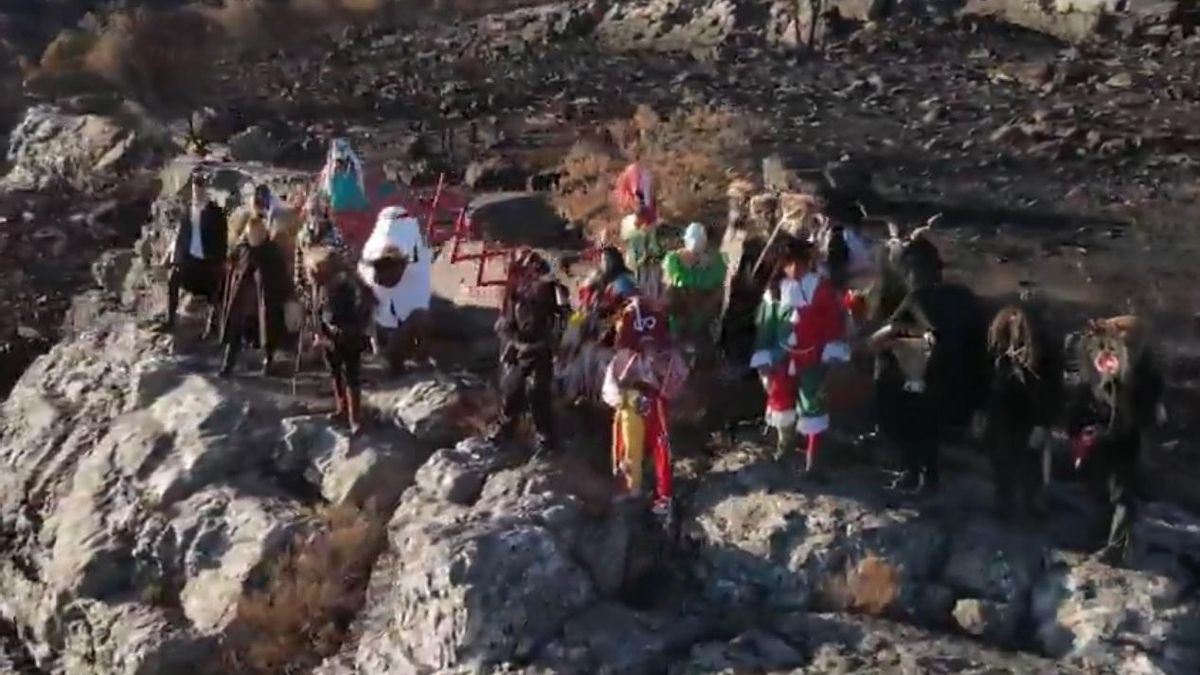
[163,139,432,437]
[166,150,1167,561]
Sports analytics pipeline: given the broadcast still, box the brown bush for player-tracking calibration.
[553,104,762,240]
[818,553,899,616]
[38,29,96,74]
[89,9,215,100]
[221,503,388,675]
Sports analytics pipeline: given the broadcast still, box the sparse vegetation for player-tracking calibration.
[221,503,387,675]
[817,553,900,617]
[554,104,762,239]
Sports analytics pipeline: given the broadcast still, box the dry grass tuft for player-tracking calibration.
[222,503,388,675]
[553,104,762,240]
[819,553,900,616]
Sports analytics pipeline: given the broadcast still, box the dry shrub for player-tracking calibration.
[553,104,761,240]
[202,0,391,45]
[819,553,899,616]
[554,139,625,240]
[38,30,97,75]
[222,503,388,674]
[76,7,216,105]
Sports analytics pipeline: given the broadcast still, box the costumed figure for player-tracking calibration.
[358,206,434,375]
[492,250,570,458]
[661,222,727,358]
[294,194,352,315]
[750,241,849,473]
[165,173,227,336]
[318,138,373,248]
[601,296,689,518]
[615,163,664,299]
[1065,316,1166,565]
[305,246,376,436]
[219,184,291,376]
[559,246,637,402]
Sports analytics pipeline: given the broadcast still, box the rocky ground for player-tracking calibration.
[2,1,1200,673]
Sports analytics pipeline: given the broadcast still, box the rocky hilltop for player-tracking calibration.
[2,0,1200,673]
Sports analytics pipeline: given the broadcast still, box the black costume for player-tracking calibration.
[492,256,568,455]
[877,275,989,493]
[315,272,375,431]
[982,305,1065,518]
[1065,341,1164,564]
[168,200,227,331]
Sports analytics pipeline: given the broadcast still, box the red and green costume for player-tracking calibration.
[751,273,849,461]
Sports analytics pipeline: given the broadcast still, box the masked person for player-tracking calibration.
[615,163,664,299]
[358,206,434,376]
[559,246,638,402]
[318,138,373,249]
[319,138,369,213]
[661,222,728,358]
[218,184,291,377]
[295,194,351,314]
[751,240,849,473]
[1066,316,1166,565]
[602,296,689,518]
[492,250,570,458]
[305,246,375,436]
[165,173,227,336]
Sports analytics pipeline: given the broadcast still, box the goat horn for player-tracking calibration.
[909,225,932,240]
[887,221,901,240]
[925,212,944,227]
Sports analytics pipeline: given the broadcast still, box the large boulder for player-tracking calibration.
[318,447,667,673]
[0,317,413,674]
[961,0,1189,43]
[366,371,496,447]
[683,448,1200,671]
[2,104,176,192]
[279,416,424,512]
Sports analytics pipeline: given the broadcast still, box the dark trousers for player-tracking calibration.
[497,347,555,441]
[1094,440,1139,559]
[324,341,363,389]
[167,256,222,329]
[877,374,940,488]
[986,423,1044,516]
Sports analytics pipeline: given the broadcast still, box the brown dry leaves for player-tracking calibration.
[554,104,762,241]
[221,503,387,675]
[818,553,900,617]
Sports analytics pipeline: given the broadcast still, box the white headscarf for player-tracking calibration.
[358,206,432,327]
[319,138,366,199]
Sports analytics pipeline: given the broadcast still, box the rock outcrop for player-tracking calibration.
[2,104,176,193]
[317,441,664,673]
[0,315,445,674]
[488,0,1196,54]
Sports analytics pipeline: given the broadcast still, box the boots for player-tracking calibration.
[328,381,347,423]
[346,386,364,437]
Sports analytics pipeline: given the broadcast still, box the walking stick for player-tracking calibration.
[750,206,804,279]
